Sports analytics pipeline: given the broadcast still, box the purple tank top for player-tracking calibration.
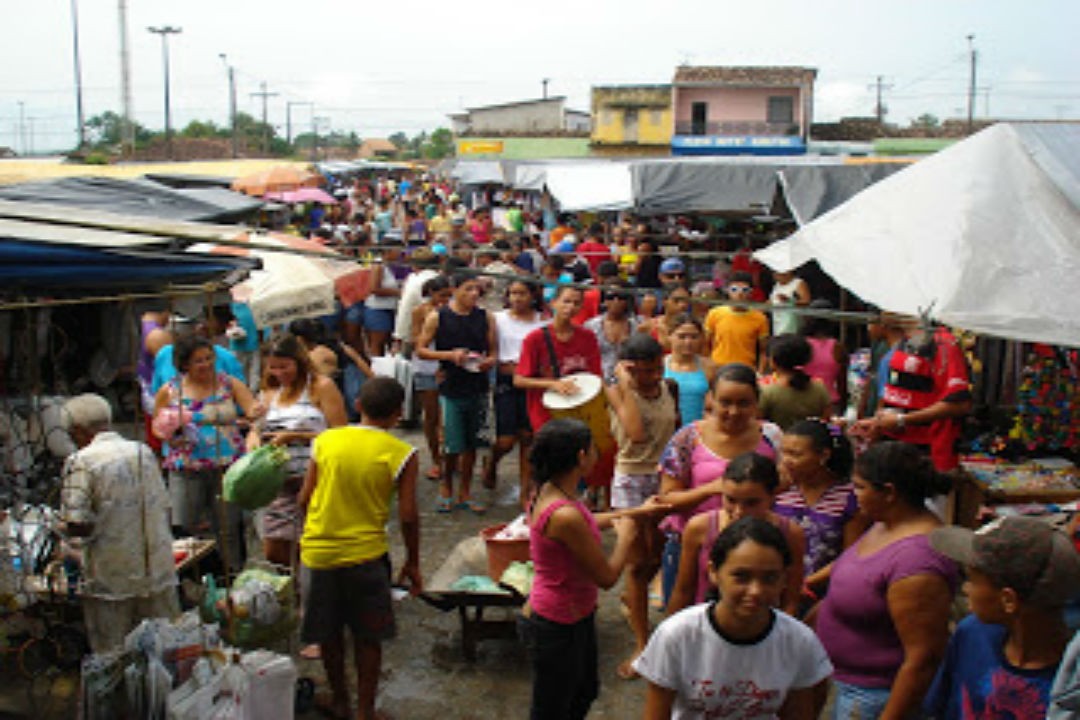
[804,337,841,404]
[528,498,600,624]
[137,318,163,386]
[816,533,959,687]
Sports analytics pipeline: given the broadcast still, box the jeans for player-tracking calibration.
[517,611,598,720]
[833,680,891,719]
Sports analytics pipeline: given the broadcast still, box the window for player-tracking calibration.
[624,108,639,143]
[767,96,794,125]
[691,102,707,135]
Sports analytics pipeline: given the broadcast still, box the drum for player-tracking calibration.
[542,372,615,454]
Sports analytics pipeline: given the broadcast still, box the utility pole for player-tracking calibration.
[219,54,237,158]
[118,0,134,155]
[148,25,182,159]
[542,78,550,99]
[869,75,892,124]
[250,82,278,156]
[69,0,86,149]
[313,116,329,162]
[966,34,978,133]
[17,101,25,156]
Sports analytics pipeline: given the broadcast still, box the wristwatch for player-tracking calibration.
[893,412,906,431]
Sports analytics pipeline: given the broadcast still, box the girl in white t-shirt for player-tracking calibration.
[635,517,833,720]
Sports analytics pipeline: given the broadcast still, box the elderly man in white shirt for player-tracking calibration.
[60,393,178,654]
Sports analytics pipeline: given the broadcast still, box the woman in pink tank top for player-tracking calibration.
[665,452,805,617]
[519,418,637,720]
[801,304,846,411]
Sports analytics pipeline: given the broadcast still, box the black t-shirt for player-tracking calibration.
[636,255,662,289]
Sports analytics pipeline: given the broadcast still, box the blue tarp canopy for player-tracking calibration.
[0,237,255,293]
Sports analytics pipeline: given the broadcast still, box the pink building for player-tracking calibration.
[671,66,817,155]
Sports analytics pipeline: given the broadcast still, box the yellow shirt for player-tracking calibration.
[301,426,415,569]
[704,306,768,366]
[429,215,452,236]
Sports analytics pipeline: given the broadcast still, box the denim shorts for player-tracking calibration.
[832,680,891,719]
[362,306,394,332]
[414,372,438,392]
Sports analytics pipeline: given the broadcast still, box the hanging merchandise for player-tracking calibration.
[1010,345,1079,453]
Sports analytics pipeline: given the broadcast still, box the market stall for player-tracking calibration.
[755,122,1080,526]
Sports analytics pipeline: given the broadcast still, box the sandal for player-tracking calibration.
[435,496,453,514]
[455,498,487,515]
[425,466,442,481]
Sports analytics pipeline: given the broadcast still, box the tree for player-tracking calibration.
[85,111,151,147]
[910,113,941,130]
[388,131,408,149]
[424,127,455,159]
[180,119,226,139]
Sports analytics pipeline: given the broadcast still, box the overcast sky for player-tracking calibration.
[2,0,1077,153]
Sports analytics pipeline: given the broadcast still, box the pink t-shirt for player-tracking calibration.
[816,533,959,687]
[657,420,780,534]
[528,498,600,624]
[804,336,841,404]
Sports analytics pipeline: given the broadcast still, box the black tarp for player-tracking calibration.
[0,176,263,223]
[778,164,905,225]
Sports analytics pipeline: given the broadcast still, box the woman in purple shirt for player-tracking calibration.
[775,419,869,600]
[815,441,958,719]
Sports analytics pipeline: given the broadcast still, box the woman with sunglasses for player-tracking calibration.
[583,281,642,384]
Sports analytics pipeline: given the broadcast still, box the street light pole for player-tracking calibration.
[69,0,86,149]
[219,53,237,158]
[148,25,182,159]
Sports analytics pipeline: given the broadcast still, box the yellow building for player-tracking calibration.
[590,85,673,157]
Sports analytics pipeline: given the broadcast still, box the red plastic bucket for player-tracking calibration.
[480,523,530,581]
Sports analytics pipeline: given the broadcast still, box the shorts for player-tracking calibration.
[832,680,891,719]
[610,471,660,510]
[300,555,396,644]
[440,394,489,454]
[344,301,365,326]
[414,372,438,392]
[494,373,529,438]
[362,306,394,332]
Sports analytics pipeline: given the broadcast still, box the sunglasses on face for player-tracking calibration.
[662,272,686,278]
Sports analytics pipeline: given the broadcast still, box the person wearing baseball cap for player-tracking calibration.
[923,517,1080,719]
[658,257,686,290]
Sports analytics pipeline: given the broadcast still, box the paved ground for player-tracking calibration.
[0,423,653,719]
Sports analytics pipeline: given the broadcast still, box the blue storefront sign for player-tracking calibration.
[671,135,807,156]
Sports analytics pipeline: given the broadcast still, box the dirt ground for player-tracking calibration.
[0,423,653,719]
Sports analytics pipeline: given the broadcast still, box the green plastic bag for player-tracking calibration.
[223,445,290,509]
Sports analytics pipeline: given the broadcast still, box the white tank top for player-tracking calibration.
[770,277,803,335]
[365,265,400,311]
[495,310,549,363]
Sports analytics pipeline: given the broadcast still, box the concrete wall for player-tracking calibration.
[468,100,565,134]
[591,86,673,146]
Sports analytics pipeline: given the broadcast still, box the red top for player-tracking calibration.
[576,240,613,277]
[528,498,600,624]
[881,327,971,471]
[804,336,842,404]
[572,288,601,325]
[516,325,602,430]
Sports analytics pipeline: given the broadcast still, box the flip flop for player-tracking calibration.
[435,496,453,514]
[455,499,487,515]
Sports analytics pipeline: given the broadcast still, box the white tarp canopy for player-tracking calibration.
[756,123,1080,347]
[544,162,634,212]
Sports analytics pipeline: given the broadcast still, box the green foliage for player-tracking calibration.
[388,131,409,149]
[910,113,941,130]
[180,119,226,139]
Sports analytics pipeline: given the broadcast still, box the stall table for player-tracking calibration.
[949,465,1080,528]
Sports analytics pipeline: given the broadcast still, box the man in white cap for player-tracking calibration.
[60,393,178,653]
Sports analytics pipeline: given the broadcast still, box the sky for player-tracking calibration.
[1,0,1077,153]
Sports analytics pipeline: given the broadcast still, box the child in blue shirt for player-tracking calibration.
[924,517,1080,719]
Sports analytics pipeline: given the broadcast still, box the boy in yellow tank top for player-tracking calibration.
[298,377,420,720]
